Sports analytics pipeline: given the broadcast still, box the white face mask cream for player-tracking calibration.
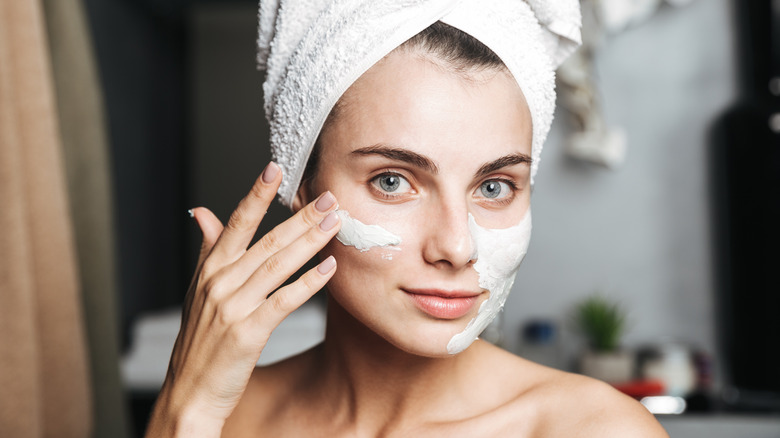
[335,209,402,252]
[447,210,532,354]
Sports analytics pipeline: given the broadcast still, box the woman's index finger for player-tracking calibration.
[210,162,282,262]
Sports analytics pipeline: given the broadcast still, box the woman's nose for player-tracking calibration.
[421,200,475,269]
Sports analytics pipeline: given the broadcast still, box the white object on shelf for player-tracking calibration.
[641,395,687,415]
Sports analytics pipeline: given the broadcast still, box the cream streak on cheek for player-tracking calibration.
[334,209,402,252]
[447,210,532,354]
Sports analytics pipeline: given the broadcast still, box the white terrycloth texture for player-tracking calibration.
[258,0,582,207]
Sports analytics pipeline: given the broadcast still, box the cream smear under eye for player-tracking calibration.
[335,209,402,252]
[447,210,532,354]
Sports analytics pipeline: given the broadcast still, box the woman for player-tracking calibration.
[147,1,669,436]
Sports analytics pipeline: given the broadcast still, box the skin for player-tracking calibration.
[146,48,669,437]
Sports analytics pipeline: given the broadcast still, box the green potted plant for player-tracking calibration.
[573,295,633,383]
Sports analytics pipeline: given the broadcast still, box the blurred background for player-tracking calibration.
[1,0,778,436]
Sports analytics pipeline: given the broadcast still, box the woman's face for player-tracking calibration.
[304,48,533,356]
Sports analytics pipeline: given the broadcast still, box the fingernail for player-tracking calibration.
[187,209,195,218]
[319,211,339,231]
[317,256,336,275]
[262,162,280,184]
[315,191,336,212]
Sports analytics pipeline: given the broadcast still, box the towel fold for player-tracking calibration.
[258,0,582,207]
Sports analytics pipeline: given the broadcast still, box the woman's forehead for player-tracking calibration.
[322,50,532,164]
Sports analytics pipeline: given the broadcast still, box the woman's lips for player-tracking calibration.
[403,289,480,320]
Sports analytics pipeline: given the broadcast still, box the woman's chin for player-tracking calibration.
[376,321,477,358]
[387,339,453,358]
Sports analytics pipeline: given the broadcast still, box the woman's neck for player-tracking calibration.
[308,297,489,432]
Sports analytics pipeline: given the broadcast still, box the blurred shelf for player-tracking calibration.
[658,414,780,438]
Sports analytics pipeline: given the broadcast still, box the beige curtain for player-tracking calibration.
[0,0,98,436]
[42,0,130,436]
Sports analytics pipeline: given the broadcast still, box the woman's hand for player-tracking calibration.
[146,162,340,437]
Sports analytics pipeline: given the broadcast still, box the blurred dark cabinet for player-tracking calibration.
[711,0,780,409]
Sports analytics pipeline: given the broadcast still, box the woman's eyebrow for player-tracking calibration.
[475,153,532,179]
[350,144,440,174]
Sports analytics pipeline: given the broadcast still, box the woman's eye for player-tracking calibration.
[477,180,512,200]
[371,173,411,194]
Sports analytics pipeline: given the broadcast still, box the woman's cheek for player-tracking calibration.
[321,207,408,267]
[333,209,402,253]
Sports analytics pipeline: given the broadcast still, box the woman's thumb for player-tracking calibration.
[189,207,224,261]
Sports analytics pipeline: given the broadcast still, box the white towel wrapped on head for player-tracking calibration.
[258,0,582,208]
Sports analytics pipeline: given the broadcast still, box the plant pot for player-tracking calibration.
[580,349,635,384]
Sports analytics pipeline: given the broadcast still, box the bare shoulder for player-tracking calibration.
[520,367,669,438]
[448,344,666,437]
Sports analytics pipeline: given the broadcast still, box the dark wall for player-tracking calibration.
[83,0,295,350]
[84,0,191,349]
